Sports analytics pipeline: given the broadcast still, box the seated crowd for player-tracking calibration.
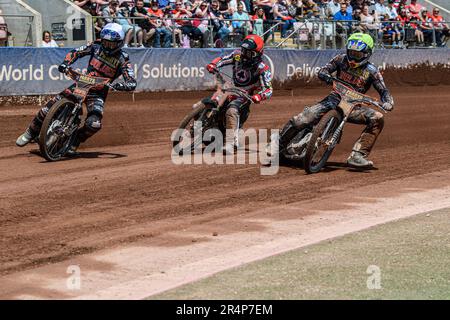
[67,0,449,48]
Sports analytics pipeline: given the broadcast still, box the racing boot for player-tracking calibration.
[16,128,37,147]
[347,151,374,169]
[265,119,299,158]
[278,119,300,152]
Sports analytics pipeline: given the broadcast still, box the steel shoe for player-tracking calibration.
[16,129,36,147]
[347,151,373,169]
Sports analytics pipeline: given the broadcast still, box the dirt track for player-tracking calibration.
[1,85,449,284]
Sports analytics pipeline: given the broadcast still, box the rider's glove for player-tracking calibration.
[251,94,262,104]
[112,82,127,91]
[382,102,394,112]
[58,63,69,74]
[206,63,218,74]
[321,73,333,85]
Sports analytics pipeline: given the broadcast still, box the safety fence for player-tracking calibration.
[0,47,449,96]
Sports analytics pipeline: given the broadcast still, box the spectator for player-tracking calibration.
[251,7,266,37]
[408,14,424,45]
[379,12,402,45]
[192,1,211,47]
[288,0,303,20]
[232,3,251,34]
[273,0,295,38]
[386,0,398,19]
[42,31,59,47]
[218,0,231,14]
[0,8,10,47]
[393,0,407,12]
[327,0,342,18]
[302,0,321,18]
[148,0,173,47]
[209,0,231,46]
[394,7,409,46]
[418,8,433,45]
[131,0,157,46]
[406,0,422,19]
[173,2,203,47]
[158,0,171,9]
[164,6,184,46]
[254,0,274,20]
[359,5,379,33]
[117,1,145,47]
[429,7,449,46]
[102,0,121,24]
[374,0,389,17]
[74,0,109,16]
[334,2,353,34]
[352,0,365,11]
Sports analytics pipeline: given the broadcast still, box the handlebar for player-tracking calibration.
[213,70,253,102]
[347,98,386,112]
[65,67,116,90]
[330,76,386,112]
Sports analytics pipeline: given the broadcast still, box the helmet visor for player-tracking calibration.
[347,49,366,62]
[241,47,258,60]
[101,39,120,51]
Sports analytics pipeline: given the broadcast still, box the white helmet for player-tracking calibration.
[100,23,125,55]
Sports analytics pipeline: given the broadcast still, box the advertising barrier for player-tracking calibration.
[0,47,449,96]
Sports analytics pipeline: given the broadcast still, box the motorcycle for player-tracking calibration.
[38,68,114,161]
[276,77,386,174]
[172,70,253,154]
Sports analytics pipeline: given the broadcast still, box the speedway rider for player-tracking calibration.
[16,23,137,153]
[278,33,394,168]
[206,34,273,154]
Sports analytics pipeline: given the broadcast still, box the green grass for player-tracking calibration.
[151,208,450,300]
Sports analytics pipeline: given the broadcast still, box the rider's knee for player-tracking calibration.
[292,106,315,129]
[85,113,102,132]
[368,112,384,131]
[226,105,239,117]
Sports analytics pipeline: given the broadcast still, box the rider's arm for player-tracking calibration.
[317,54,344,83]
[211,51,238,68]
[62,43,94,66]
[115,52,137,92]
[255,65,273,102]
[369,65,394,105]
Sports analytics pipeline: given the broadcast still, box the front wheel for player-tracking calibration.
[303,109,342,174]
[172,104,211,155]
[39,98,80,161]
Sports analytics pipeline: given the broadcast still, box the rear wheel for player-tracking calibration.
[39,98,80,161]
[303,110,342,174]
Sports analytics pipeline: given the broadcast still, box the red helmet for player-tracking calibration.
[240,35,264,67]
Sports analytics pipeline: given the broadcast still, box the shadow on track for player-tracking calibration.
[278,159,378,173]
[29,149,127,162]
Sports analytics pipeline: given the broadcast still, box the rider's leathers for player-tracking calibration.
[281,53,394,157]
[28,43,137,143]
[209,50,273,146]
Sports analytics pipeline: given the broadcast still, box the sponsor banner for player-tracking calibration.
[0,47,449,96]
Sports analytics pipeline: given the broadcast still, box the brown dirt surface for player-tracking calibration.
[0,85,449,285]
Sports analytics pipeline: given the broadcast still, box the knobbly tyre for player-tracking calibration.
[38,68,116,161]
[269,77,387,174]
[172,70,253,155]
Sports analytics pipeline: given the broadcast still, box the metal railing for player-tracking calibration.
[2,12,447,49]
[90,15,449,49]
